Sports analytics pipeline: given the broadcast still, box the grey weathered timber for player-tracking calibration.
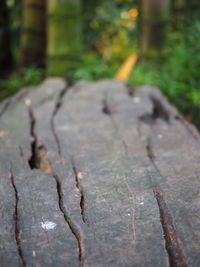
[0,78,200,267]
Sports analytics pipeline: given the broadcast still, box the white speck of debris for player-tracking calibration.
[132,97,141,104]
[41,221,57,230]
[157,134,163,139]
[77,172,83,179]
[33,251,36,257]
[25,98,31,106]
[139,201,144,205]
[127,213,131,216]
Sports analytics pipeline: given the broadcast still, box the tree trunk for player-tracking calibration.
[20,0,46,68]
[0,0,13,76]
[140,0,170,58]
[47,0,82,78]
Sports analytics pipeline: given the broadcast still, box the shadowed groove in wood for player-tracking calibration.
[137,87,199,140]
[71,157,89,226]
[27,101,39,169]
[102,93,117,115]
[153,189,188,267]
[150,94,171,123]
[139,93,171,125]
[27,103,52,173]
[146,137,156,161]
[50,86,68,168]
[10,169,27,267]
[146,137,167,185]
[144,127,189,267]
[126,83,135,97]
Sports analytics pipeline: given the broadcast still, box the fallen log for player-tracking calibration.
[0,78,199,267]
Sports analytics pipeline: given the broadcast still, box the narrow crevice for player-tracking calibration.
[146,137,166,184]
[26,101,54,174]
[126,84,135,97]
[50,166,85,267]
[10,169,27,267]
[26,101,40,169]
[71,158,89,226]
[139,91,199,140]
[139,94,172,125]
[153,189,188,267]
[150,94,171,122]
[146,137,155,161]
[102,95,117,115]
[50,87,68,168]
[146,139,188,266]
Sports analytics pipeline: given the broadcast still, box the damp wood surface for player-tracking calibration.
[0,78,200,267]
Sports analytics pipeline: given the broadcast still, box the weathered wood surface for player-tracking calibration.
[0,78,200,267]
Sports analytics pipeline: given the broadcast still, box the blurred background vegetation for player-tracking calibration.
[0,0,200,127]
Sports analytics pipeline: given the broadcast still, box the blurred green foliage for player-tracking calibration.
[0,67,44,101]
[129,20,200,127]
[73,0,139,81]
[89,0,139,64]
[73,9,200,128]
[73,53,117,81]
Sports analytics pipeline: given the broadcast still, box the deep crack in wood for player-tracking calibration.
[71,158,89,226]
[10,169,27,267]
[50,86,68,168]
[154,189,188,267]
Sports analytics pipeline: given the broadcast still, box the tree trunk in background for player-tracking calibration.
[140,0,170,58]
[0,0,13,76]
[47,0,82,78]
[20,0,46,68]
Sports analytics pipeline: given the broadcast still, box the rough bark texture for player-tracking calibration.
[0,78,200,266]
